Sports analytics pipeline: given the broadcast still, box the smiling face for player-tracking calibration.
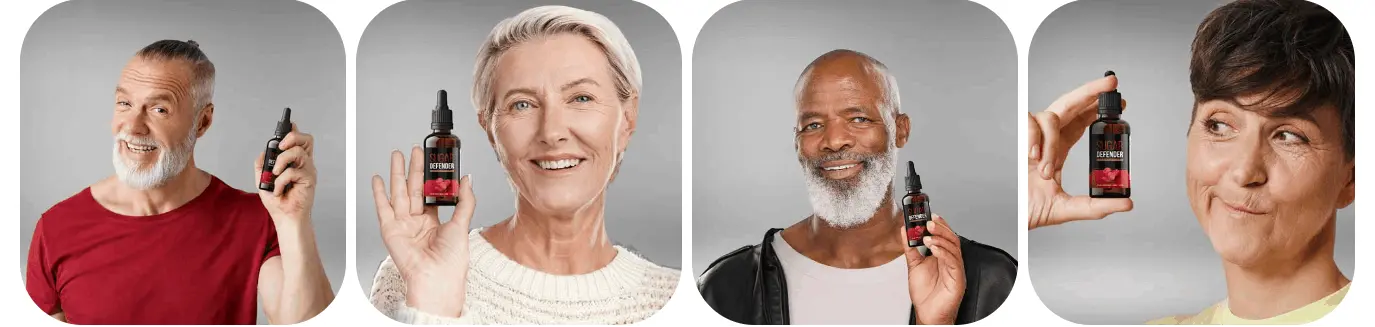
[483,32,635,215]
[110,57,204,190]
[1186,93,1355,267]
[794,54,909,228]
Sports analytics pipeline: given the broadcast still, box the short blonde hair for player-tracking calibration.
[471,5,641,122]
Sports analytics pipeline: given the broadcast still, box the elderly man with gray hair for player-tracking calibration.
[24,39,333,325]
[697,49,1016,325]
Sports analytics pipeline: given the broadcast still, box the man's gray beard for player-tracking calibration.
[799,144,898,229]
[111,126,197,190]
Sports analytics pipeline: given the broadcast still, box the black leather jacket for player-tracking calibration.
[697,228,1017,325]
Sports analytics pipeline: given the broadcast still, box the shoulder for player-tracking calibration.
[36,188,99,233]
[1146,303,1220,325]
[696,244,759,296]
[959,236,1018,279]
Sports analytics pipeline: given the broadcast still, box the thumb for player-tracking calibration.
[444,174,476,232]
[1050,195,1134,224]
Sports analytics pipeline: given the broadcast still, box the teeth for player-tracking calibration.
[824,164,857,171]
[124,142,157,153]
[536,159,582,170]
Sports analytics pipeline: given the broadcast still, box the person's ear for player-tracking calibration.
[895,112,910,148]
[1338,164,1355,208]
[195,103,214,137]
[617,94,640,154]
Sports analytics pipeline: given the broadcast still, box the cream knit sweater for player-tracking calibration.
[369,229,680,324]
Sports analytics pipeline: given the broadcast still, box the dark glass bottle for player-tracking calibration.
[423,90,461,206]
[1090,71,1130,198]
[901,161,933,257]
[259,107,292,191]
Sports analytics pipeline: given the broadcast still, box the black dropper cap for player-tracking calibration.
[273,108,292,137]
[905,161,922,193]
[1099,70,1122,115]
[432,89,453,130]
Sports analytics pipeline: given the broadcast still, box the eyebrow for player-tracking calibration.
[561,78,599,91]
[113,87,176,104]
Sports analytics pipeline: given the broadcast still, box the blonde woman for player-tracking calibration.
[367,5,678,324]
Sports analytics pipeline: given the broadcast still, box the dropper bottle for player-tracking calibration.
[259,108,292,191]
[1090,70,1131,198]
[423,90,461,206]
[900,161,933,256]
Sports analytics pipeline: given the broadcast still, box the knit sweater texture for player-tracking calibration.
[369,228,680,324]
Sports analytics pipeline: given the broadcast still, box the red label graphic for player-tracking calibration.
[260,171,274,184]
[1092,168,1130,188]
[907,225,926,241]
[424,178,456,196]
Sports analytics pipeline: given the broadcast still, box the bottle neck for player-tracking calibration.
[431,128,451,134]
[1098,112,1121,120]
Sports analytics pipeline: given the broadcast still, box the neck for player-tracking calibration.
[485,192,617,275]
[782,188,903,268]
[97,162,210,216]
[1222,217,1348,319]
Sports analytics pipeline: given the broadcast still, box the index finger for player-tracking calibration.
[926,214,958,241]
[279,128,313,154]
[389,150,411,215]
[1045,74,1118,124]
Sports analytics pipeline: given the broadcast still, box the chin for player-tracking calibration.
[1205,223,1273,268]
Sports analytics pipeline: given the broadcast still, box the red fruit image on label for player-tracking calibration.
[260,171,274,184]
[907,225,926,241]
[1092,168,1131,188]
[424,178,455,196]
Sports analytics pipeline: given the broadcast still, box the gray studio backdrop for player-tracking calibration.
[692,0,1019,278]
[18,0,346,324]
[355,0,682,294]
[1027,0,1355,324]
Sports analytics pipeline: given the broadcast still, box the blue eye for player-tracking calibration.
[511,101,532,111]
[574,95,592,103]
[803,122,822,131]
[851,117,871,123]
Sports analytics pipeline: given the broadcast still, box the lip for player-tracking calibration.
[819,160,864,179]
[528,153,588,175]
[1220,199,1269,216]
[119,140,159,158]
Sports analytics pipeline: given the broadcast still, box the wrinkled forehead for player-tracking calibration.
[796,70,885,117]
[117,57,195,94]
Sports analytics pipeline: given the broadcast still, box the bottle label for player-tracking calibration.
[904,201,932,244]
[260,145,282,184]
[1091,126,1130,189]
[423,147,458,197]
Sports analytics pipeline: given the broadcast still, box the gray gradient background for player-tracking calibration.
[18,0,346,324]
[692,0,1019,279]
[1027,0,1355,324]
[355,0,682,294]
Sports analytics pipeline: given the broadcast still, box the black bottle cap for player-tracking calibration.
[1099,70,1122,115]
[432,89,453,130]
[905,161,922,193]
[274,107,292,137]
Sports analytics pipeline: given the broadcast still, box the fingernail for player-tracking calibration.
[1030,147,1039,160]
[413,143,420,149]
[923,236,932,244]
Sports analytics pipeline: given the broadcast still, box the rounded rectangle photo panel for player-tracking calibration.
[1026,0,1355,324]
[692,0,1019,325]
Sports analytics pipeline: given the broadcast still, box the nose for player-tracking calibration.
[820,121,854,153]
[535,102,569,146]
[114,108,151,136]
[1226,134,1269,188]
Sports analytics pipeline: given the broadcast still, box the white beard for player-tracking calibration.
[798,141,898,229]
[111,126,197,190]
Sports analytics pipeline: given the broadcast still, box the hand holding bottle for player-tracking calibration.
[371,145,476,318]
[255,122,317,224]
[1027,74,1133,229]
[901,214,965,325]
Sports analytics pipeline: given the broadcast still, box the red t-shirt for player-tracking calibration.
[25,176,281,324]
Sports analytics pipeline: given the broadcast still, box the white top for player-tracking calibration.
[369,228,680,324]
[772,235,912,325]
